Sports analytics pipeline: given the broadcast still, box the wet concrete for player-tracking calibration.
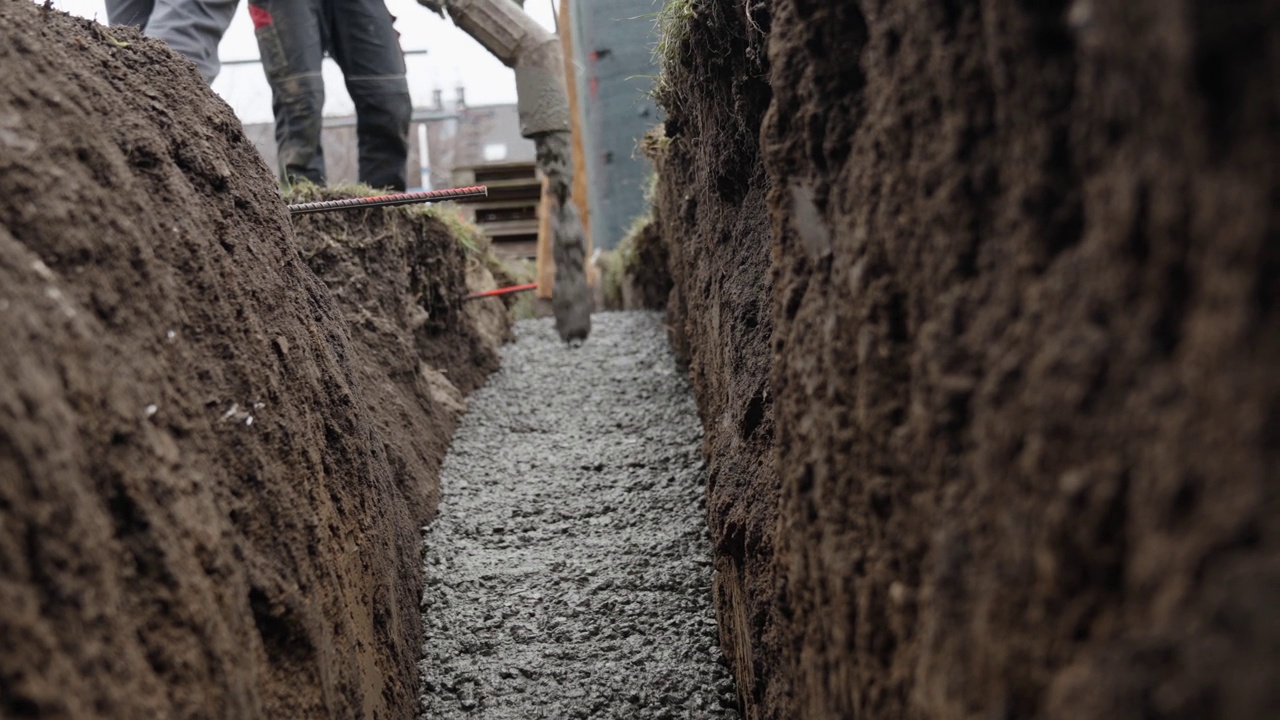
[535,131,591,343]
[418,312,738,719]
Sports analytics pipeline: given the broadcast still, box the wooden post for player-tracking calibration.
[562,0,593,288]
[536,175,554,297]
[535,0,593,300]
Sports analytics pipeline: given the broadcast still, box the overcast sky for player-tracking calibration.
[52,0,559,125]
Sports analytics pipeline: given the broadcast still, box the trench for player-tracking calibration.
[417,312,739,719]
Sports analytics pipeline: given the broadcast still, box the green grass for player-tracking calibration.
[649,0,697,109]
[595,206,656,309]
[653,0,695,71]
[596,248,627,309]
[425,204,484,255]
[493,257,542,321]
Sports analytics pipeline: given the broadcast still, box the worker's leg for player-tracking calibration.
[105,0,154,27]
[143,0,239,84]
[248,0,327,186]
[327,0,411,191]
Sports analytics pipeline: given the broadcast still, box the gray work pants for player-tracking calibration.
[249,0,412,190]
[106,0,237,84]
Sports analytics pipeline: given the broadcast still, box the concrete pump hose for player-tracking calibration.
[428,0,590,342]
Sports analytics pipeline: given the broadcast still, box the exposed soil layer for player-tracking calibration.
[288,184,511,582]
[419,313,738,719]
[289,193,511,713]
[651,1,1280,718]
[649,0,781,714]
[0,4,504,718]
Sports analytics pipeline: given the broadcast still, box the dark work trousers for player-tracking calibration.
[105,0,236,83]
[248,0,411,191]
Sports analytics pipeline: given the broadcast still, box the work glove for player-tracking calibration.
[416,0,445,16]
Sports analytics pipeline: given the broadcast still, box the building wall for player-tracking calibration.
[570,1,660,250]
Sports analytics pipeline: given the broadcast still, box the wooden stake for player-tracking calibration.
[536,174,555,298]
[561,0,594,289]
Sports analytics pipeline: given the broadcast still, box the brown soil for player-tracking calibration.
[652,1,1279,719]
[650,1,781,712]
[289,188,507,398]
[0,4,505,718]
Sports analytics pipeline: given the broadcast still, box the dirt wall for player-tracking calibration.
[652,1,1279,718]
[650,1,782,712]
[0,4,505,717]
[287,185,509,556]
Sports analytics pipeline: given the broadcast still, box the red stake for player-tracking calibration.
[464,282,539,301]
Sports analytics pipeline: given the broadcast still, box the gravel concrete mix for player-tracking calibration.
[418,312,740,719]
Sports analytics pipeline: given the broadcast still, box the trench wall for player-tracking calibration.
[650,1,1280,718]
[0,5,507,717]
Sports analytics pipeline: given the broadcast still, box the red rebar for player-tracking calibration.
[287,185,489,215]
[464,282,539,301]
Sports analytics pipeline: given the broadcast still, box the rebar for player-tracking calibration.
[286,186,488,215]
